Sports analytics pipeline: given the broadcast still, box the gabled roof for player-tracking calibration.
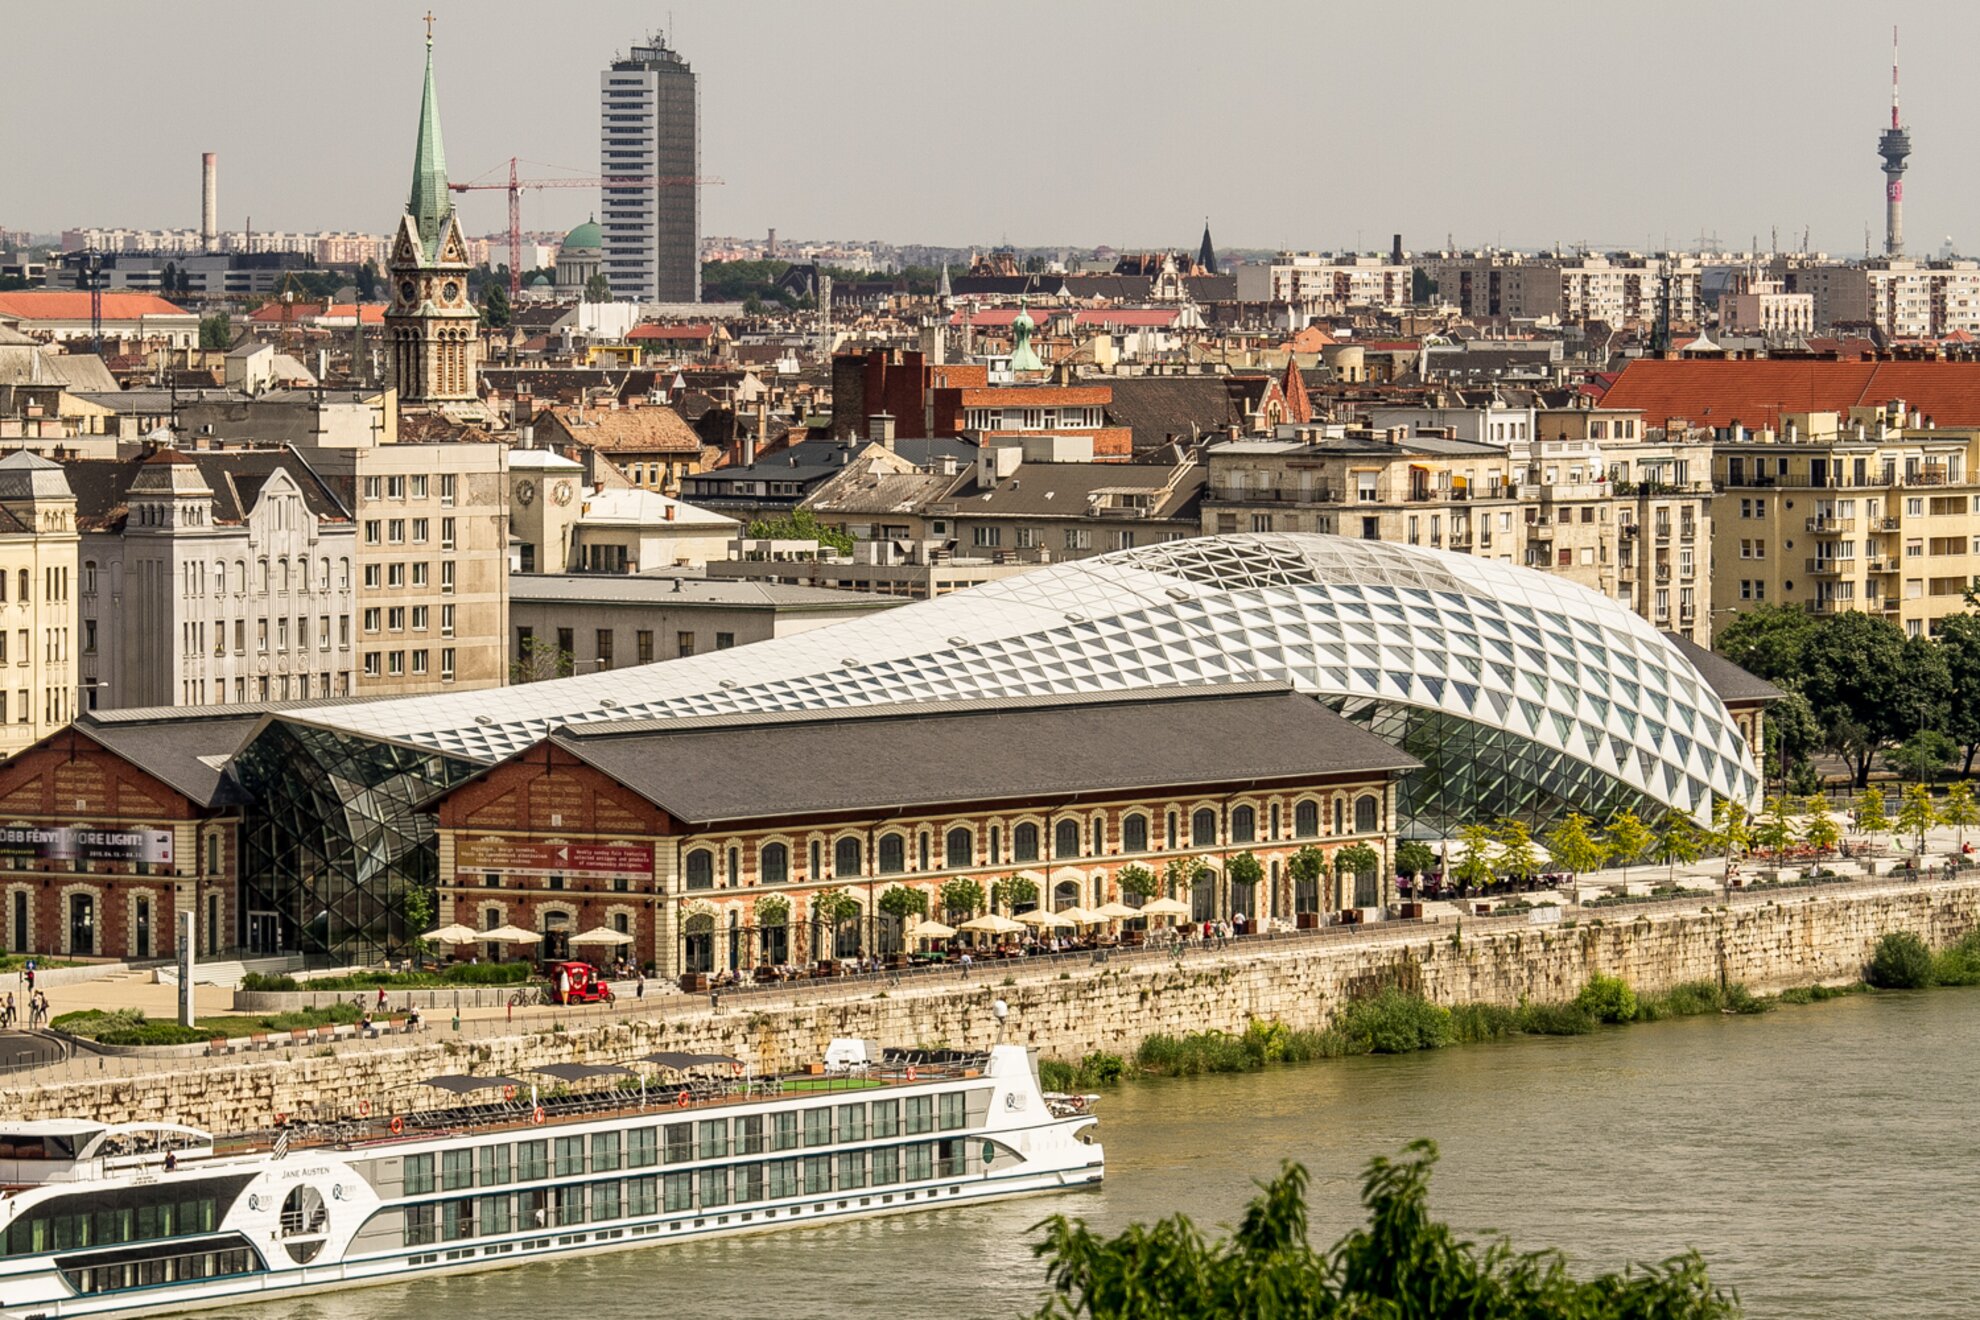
[538,403,704,454]
[1661,633,1785,705]
[71,713,265,808]
[0,292,191,321]
[942,460,1203,521]
[540,684,1417,825]
[64,450,350,533]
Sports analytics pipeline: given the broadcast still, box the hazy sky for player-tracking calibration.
[3,0,1972,256]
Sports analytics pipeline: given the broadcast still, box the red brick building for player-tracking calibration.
[0,715,255,961]
[429,685,1414,981]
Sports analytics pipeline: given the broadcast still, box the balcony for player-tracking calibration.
[1654,565,1672,582]
[1880,515,1902,531]
[1804,558,1849,576]
[1653,525,1673,542]
[1205,484,1338,505]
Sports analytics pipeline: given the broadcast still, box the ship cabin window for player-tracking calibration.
[554,1137,584,1177]
[591,1131,621,1173]
[735,1116,765,1156]
[804,1108,832,1147]
[404,1153,436,1194]
[905,1095,935,1135]
[5,1188,219,1256]
[627,1127,658,1167]
[697,1120,727,1160]
[663,1123,693,1164]
[771,1112,799,1151]
[478,1143,510,1186]
[442,1149,473,1190]
[516,1140,548,1181]
[870,1100,899,1137]
[940,1092,967,1130]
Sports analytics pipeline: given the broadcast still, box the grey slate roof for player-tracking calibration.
[509,574,901,612]
[1660,634,1786,705]
[939,461,1204,521]
[544,683,1418,825]
[77,713,265,807]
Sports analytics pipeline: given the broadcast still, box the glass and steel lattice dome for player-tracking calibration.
[281,533,1760,834]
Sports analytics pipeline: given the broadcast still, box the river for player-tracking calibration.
[243,987,1980,1319]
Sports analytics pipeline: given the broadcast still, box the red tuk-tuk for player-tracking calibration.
[548,960,615,1006]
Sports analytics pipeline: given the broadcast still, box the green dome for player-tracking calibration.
[561,218,602,251]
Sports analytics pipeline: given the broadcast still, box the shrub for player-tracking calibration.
[1448,1002,1521,1043]
[1573,974,1638,1024]
[437,961,533,985]
[1931,930,1980,987]
[1777,982,1867,1005]
[239,972,298,992]
[1327,989,1454,1055]
[1514,1001,1598,1035]
[1867,932,1934,989]
[1134,1030,1256,1076]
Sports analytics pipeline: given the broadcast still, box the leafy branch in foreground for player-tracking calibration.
[1030,1141,1736,1319]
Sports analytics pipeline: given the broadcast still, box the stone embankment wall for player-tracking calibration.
[10,876,1977,1134]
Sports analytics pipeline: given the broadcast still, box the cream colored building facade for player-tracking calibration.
[0,453,77,755]
[1714,405,1980,638]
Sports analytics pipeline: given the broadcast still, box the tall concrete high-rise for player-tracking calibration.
[601,36,700,303]
[1878,25,1911,258]
[200,152,217,251]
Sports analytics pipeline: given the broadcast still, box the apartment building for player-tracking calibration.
[0,453,78,753]
[1715,404,1980,637]
[1232,252,1416,313]
[308,442,510,695]
[70,449,356,711]
[1786,258,1980,335]
[1420,252,1703,326]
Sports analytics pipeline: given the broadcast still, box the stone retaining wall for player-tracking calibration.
[10,876,1976,1135]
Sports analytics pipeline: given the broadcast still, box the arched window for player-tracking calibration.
[1122,813,1149,853]
[809,839,821,881]
[945,827,972,869]
[684,849,714,890]
[1230,806,1256,843]
[834,837,862,878]
[209,561,220,595]
[236,560,247,594]
[15,569,26,602]
[878,833,906,873]
[1334,799,1345,836]
[1053,880,1080,910]
[1166,811,1179,849]
[917,832,929,871]
[1191,808,1217,847]
[1270,803,1281,838]
[1295,800,1319,838]
[726,847,740,887]
[1092,817,1105,855]
[760,842,788,885]
[1354,795,1379,834]
[1013,823,1040,862]
[1054,819,1080,859]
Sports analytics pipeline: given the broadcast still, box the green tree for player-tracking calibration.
[1492,819,1539,886]
[1453,823,1497,891]
[1802,794,1841,854]
[1030,1144,1736,1319]
[1115,864,1157,900]
[1710,797,1751,863]
[1751,795,1798,857]
[1544,812,1608,882]
[1655,812,1706,883]
[355,259,380,300]
[1940,780,1979,854]
[1394,840,1437,879]
[197,313,232,349]
[753,893,790,927]
[877,885,926,922]
[1762,690,1824,791]
[1853,787,1892,837]
[744,507,854,555]
[992,874,1040,913]
[510,634,574,683]
[1887,729,1956,785]
[938,877,985,921]
[1602,810,1652,881]
[582,271,612,302]
[1713,602,1818,684]
[481,278,511,329]
[1895,783,1938,854]
[1162,855,1207,900]
[1284,847,1324,913]
[1936,613,1980,774]
[1225,851,1264,892]
[1801,612,1924,787]
[1333,843,1379,886]
[741,293,765,316]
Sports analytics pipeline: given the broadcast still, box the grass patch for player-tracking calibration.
[55,1002,374,1044]
[1448,1002,1522,1043]
[1513,1001,1598,1035]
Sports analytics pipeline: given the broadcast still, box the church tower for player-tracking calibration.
[386,22,479,407]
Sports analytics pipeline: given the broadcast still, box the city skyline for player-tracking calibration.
[1,1,1976,257]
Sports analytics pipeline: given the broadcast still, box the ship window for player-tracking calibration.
[663,1124,693,1164]
[697,1119,728,1160]
[442,1148,474,1190]
[516,1140,547,1181]
[870,1099,899,1138]
[940,1092,967,1131]
[770,1111,799,1151]
[803,1108,832,1147]
[697,1167,728,1208]
[871,1146,900,1185]
[404,1153,436,1194]
[626,1126,657,1168]
[479,1143,510,1186]
[663,1173,692,1212]
[554,1137,584,1177]
[478,1193,511,1235]
[404,1203,437,1247]
[836,1151,866,1190]
[591,1132,621,1172]
[591,1180,621,1221]
[802,1156,831,1195]
[904,1144,933,1181]
[837,1103,866,1143]
[735,1163,765,1203]
[768,1160,798,1199]
[735,1115,765,1155]
[626,1175,658,1216]
[905,1095,934,1135]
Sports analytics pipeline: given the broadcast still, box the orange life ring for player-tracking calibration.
[274,1112,286,1127]
[389,1116,404,1136]
[531,1106,545,1126]
[905,1065,917,1082]
[675,1089,691,1109]
[503,1085,517,1102]
[730,1061,743,1077]
[356,1099,371,1117]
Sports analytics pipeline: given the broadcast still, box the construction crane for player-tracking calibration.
[449,157,725,298]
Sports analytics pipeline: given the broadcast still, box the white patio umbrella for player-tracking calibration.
[570,927,635,946]
[482,924,543,945]
[1139,896,1191,918]
[1092,901,1141,920]
[427,924,480,945]
[907,919,956,941]
[958,913,1026,936]
[1054,906,1101,926]
[1018,909,1072,930]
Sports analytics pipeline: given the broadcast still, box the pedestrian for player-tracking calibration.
[635,975,645,1000]
[23,964,33,996]
[375,987,388,1011]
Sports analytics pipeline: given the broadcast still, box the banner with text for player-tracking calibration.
[0,825,174,866]
[455,837,653,880]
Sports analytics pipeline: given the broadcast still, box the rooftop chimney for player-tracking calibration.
[200,152,217,251]
[870,412,897,451]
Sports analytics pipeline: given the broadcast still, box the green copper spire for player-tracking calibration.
[406,24,451,256]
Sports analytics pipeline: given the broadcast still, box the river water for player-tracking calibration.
[246,988,1980,1319]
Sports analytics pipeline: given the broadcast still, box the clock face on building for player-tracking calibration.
[551,481,574,507]
[517,479,536,506]
[443,281,461,301]
[399,280,417,302]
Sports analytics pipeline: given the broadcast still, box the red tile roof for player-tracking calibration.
[324,303,386,325]
[0,291,191,321]
[1599,359,1980,429]
[955,386,1112,407]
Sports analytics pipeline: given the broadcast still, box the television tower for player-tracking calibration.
[1878,25,1911,257]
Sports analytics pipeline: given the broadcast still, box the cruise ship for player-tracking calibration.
[0,1041,1102,1319]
